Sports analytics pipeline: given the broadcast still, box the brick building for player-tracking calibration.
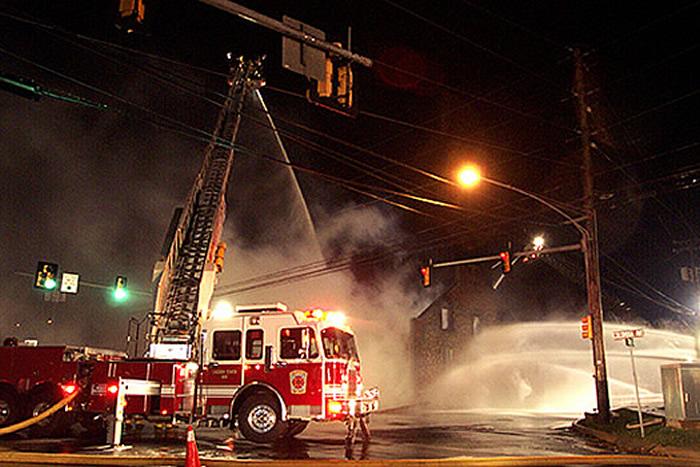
[411,266,504,396]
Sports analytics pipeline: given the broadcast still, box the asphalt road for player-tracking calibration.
[0,408,613,461]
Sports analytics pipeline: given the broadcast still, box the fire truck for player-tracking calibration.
[197,303,378,442]
[0,343,196,437]
[1,57,378,443]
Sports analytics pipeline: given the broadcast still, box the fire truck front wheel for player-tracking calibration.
[237,394,287,443]
[0,388,20,427]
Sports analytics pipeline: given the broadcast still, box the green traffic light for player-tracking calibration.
[113,288,128,302]
[44,278,57,290]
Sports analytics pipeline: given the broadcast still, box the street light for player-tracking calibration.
[456,163,611,422]
[532,235,545,250]
[457,165,481,188]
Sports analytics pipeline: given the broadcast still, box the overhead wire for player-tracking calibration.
[0,8,578,150]
[0,31,581,251]
[19,25,575,231]
[0,45,474,219]
[596,0,700,52]
[0,20,471,210]
[458,0,567,51]
[378,0,565,89]
[2,7,693,318]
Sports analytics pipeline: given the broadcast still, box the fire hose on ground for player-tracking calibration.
[0,389,79,436]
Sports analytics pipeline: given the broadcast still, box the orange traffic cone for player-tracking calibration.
[185,425,201,467]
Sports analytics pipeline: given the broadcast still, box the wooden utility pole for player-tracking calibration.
[574,48,611,422]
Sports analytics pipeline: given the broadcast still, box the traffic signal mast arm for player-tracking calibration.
[199,0,372,68]
[0,73,107,109]
[431,243,582,269]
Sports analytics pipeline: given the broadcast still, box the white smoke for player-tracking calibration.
[217,202,423,407]
[427,321,696,415]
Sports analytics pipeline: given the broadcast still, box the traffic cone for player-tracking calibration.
[185,425,201,467]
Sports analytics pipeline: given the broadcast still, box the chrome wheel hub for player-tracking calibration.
[33,401,53,426]
[0,400,10,425]
[247,404,276,433]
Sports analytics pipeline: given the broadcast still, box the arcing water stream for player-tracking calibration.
[429,321,696,415]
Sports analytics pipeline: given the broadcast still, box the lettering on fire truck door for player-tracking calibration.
[202,329,243,401]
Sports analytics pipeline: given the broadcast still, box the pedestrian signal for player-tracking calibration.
[34,261,59,291]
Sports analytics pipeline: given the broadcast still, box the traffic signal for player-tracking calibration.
[306,50,356,117]
[581,315,592,340]
[499,251,511,274]
[34,261,59,291]
[214,242,227,273]
[420,265,431,287]
[113,276,128,302]
[116,0,145,33]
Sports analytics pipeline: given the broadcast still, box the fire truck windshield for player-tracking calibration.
[321,327,359,360]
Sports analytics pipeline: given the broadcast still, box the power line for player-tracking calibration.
[601,87,700,132]
[458,0,567,51]
[597,1,700,52]
[379,0,564,88]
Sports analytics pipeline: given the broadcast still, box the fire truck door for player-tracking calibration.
[202,321,244,403]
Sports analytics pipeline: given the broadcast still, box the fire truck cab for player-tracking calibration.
[199,303,379,442]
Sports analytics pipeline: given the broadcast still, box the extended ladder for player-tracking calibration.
[148,57,264,352]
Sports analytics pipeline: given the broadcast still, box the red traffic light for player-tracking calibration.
[420,266,431,287]
[581,315,592,340]
[499,251,511,274]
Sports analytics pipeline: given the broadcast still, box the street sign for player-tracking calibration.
[60,272,80,294]
[612,329,644,340]
[614,328,646,438]
[281,16,327,82]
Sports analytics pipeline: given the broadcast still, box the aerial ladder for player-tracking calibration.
[147,57,264,359]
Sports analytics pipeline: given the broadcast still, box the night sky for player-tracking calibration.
[1,0,699,351]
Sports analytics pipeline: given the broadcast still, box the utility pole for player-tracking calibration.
[574,48,611,422]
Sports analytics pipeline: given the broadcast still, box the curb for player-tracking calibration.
[572,419,700,462]
[0,451,698,466]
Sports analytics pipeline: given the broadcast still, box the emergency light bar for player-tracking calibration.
[235,303,288,313]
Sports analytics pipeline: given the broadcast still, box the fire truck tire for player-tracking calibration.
[27,390,69,437]
[237,394,287,443]
[0,388,20,427]
[284,420,308,438]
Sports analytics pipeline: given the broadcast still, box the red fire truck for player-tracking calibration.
[0,343,196,437]
[1,58,378,443]
[197,303,378,442]
[0,303,378,442]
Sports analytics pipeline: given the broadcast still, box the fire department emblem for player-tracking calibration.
[289,370,308,395]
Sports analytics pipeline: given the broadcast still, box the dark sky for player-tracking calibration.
[1,0,699,348]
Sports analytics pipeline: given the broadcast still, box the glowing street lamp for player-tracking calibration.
[457,165,481,188]
[532,235,545,250]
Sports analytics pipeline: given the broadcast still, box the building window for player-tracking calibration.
[246,329,264,360]
[212,330,241,360]
[440,308,450,331]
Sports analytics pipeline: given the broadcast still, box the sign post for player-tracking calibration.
[613,328,645,438]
